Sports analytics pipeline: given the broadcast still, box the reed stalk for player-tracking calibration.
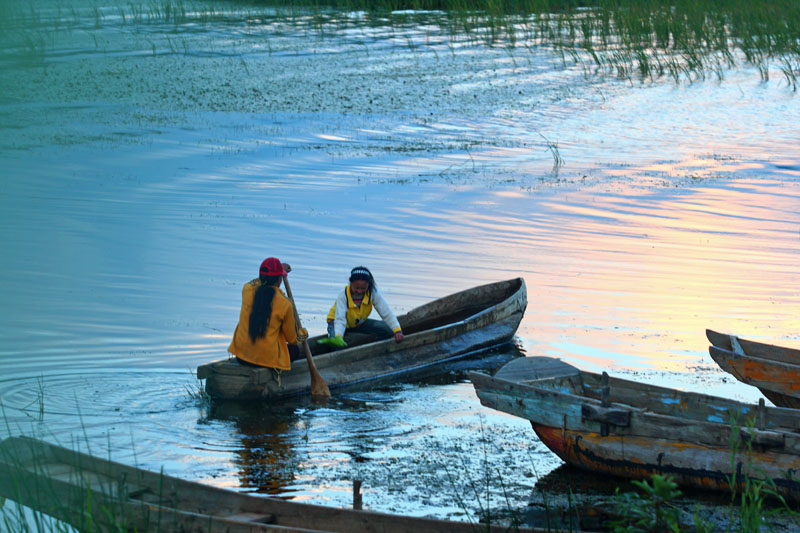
[3,0,797,86]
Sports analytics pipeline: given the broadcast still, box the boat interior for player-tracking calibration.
[311,278,523,355]
[525,370,800,432]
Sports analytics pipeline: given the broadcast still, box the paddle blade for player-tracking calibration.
[311,370,331,398]
[303,338,331,398]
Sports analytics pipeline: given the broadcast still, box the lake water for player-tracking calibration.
[1,1,799,527]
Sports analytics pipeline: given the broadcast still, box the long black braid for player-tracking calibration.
[249,274,281,342]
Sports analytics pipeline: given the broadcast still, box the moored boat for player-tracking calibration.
[707,328,800,409]
[469,357,800,501]
[198,278,526,400]
[0,436,543,532]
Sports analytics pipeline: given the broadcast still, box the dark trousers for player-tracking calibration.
[288,343,302,361]
[327,318,393,342]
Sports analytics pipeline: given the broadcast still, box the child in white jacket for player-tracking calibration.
[322,266,404,348]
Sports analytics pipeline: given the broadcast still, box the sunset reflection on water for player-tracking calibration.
[496,177,799,381]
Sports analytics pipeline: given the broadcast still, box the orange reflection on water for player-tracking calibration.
[641,158,766,177]
[433,178,800,381]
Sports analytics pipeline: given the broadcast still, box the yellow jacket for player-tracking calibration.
[228,280,297,370]
[326,285,401,338]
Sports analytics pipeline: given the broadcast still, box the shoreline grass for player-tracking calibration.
[2,0,798,88]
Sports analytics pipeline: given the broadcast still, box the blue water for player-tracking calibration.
[1,1,799,525]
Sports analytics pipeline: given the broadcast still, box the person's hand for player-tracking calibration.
[318,336,347,348]
[297,328,308,343]
[282,263,292,274]
[394,331,404,343]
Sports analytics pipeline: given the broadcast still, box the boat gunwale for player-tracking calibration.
[706,329,800,364]
[709,344,800,373]
[708,344,800,409]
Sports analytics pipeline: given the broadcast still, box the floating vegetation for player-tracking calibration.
[1,0,798,87]
[251,0,800,87]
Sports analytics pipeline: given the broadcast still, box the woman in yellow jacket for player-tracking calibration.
[228,257,306,369]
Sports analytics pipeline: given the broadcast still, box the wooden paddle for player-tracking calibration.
[283,276,331,398]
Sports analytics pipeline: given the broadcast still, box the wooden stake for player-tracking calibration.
[601,371,610,437]
[353,480,362,510]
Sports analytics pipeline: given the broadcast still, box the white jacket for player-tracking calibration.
[329,286,401,338]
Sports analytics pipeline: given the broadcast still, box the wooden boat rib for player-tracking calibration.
[707,329,800,409]
[198,278,526,400]
[470,357,800,501]
[0,436,545,532]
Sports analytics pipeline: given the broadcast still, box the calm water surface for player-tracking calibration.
[1,1,799,526]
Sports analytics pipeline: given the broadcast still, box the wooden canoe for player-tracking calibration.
[0,436,543,532]
[707,329,800,409]
[198,278,527,400]
[469,357,800,501]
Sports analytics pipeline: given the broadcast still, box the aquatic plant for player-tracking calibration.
[538,132,564,170]
[0,427,194,532]
[610,413,800,532]
[16,377,46,422]
[726,415,799,531]
[227,0,800,87]
[185,369,211,405]
[610,474,701,532]
[412,416,531,529]
[0,435,117,531]
[2,0,797,87]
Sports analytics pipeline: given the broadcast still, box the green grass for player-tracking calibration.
[185,370,211,405]
[0,431,186,532]
[234,0,800,86]
[610,414,800,532]
[2,0,798,87]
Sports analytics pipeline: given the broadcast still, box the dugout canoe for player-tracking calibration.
[469,356,800,501]
[198,278,527,400]
[0,436,542,532]
[707,328,800,409]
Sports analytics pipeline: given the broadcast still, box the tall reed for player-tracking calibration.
[4,0,797,85]
[242,0,800,86]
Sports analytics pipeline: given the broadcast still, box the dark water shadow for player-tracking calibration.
[205,401,305,496]
[201,342,526,497]
[391,340,528,388]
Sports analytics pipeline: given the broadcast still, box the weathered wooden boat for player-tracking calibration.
[469,357,800,501]
[707,328,800,409]
[198,278,526,400]
[0,436,546,532]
